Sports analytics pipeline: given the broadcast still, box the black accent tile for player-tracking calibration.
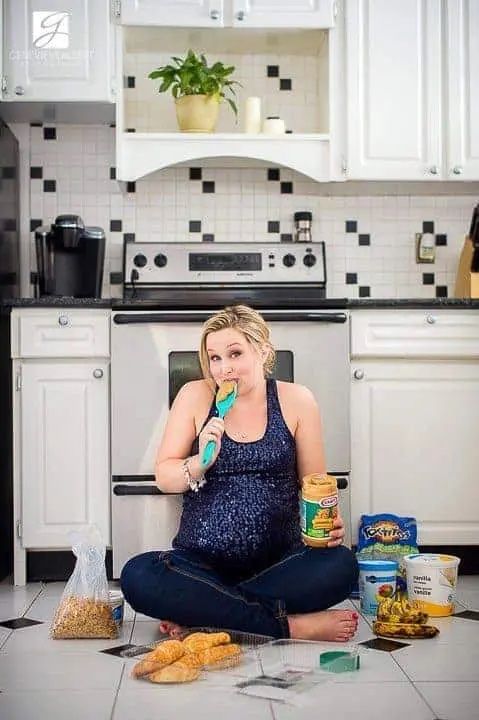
[423,273,435,285]
[423,221,434,233]
[280,78,292,91]
[126,181,136,193]
[123,233,135,243]
[110,220,122,232]
[202,181,215,193]
[126,128,136,133]
[202,233,215,242]
[2,166,16,179]
[454,610,479,621]
[127,76,136,89]
[267,65,279,77]
[268,221,280,233]
[358,234,370,246]
[110,167,116,180]
[345,273,357,284]
[100,643,136,657]
[30,166,43,179]
[346,220,357,233]
[30,122,43,127]
[189,167,202,180]
[436,285,448,298]
[267,168,280,181]
[359,286,371,298]
[280,181,293,194]
[359,638,410,652]
[189,220,202,233]
[43,127,56,140]
[4,218,16,231]
[0,617,43,630]
[43,179,56,192]
[280,233,293,243]
[435,234,447,246]
[109,272,123,285]
[30,218,42,232]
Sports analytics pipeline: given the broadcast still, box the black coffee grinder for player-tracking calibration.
[35,214,105,297]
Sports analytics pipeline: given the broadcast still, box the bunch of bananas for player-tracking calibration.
[373,592,439,639]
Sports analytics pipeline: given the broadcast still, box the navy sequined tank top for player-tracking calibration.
[173,379,302,575]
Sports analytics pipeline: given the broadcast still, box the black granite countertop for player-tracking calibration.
[1,297,479,310]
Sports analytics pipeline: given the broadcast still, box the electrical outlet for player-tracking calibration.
[416,233,435,263]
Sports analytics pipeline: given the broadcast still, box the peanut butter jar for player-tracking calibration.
[301,473,338,548]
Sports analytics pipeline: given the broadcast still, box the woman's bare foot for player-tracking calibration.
[158,620,184,637]
[288,609,359,642]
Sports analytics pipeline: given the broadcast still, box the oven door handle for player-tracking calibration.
[113,484,167,496]
[113,312,348,324]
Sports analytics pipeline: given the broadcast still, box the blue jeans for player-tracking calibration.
[120,545,358,638]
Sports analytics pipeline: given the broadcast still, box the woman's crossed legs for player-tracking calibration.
[120,545,359,641]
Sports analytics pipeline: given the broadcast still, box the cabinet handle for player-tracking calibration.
[236,10,245,20]
[58,314,69,326]
[14,86,25,96]
[210,9,220,19]
[426,315,436,324]
[353,369,364,380]
[93,368,104,379]
[452,166,463,175]
[428,165,439,175]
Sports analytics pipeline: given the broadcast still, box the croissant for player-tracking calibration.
[182,642,241,669]
[131,640,184,678]
[182,631,230,653]
[148,661,200,684]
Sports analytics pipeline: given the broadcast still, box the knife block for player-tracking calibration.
[454,236,479,298]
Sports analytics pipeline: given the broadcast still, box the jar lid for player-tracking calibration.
[294,212,313,221]
[266,116,280,119]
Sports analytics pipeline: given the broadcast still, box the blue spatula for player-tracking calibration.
[201,380,238,467]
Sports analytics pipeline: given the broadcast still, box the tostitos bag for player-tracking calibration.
[51,526,117,639]
[356,513,419,592]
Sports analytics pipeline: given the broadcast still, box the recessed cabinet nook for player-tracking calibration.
[115,0,342,181]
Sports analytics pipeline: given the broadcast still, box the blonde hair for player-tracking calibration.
[199,305,276,380]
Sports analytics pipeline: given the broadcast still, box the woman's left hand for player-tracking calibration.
[327,513,345,548]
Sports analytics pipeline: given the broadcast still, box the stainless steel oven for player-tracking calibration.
[110,242,351,577]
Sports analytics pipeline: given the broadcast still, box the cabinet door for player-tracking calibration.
[446,0,479,180]
[346,0,442,180]
[120,0,224,26]
[20,361,110,547]
[3,0,113,101]
[350,360,479,545]
[232,0,335,27]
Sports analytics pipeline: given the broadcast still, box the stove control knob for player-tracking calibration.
[133,253,147,268]
[283,253,296,267]
[303,254,317,267]
[154,253,168,268]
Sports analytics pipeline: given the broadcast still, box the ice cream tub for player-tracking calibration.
[357,559,397,615]
[108,590,124,628]
[404,553,460,616]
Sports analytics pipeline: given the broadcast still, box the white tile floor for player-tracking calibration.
[0,576,478,720]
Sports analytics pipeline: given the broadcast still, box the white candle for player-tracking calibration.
[244,97,262,134]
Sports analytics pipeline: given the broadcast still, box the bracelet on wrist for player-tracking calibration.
[182,457,206,493]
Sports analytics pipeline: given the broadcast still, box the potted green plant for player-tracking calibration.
[148,49,240,133]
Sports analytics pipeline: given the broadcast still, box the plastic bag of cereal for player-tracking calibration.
[51,526,117,639]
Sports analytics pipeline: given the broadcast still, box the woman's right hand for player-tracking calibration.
[198,417,225,468]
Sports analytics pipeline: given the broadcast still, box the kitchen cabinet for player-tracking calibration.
[115,2,344,181]
[11,309,111,585]
[350,310,479,546]
[2,0,115,102]
[346,0,479,180]
[119,0,336,29]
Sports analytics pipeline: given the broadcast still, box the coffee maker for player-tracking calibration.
[35,215,105,297]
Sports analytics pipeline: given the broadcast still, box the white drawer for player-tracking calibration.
[11,309,110,358]
[351,310,479,358]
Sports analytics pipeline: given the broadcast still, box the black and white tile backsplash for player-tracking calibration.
[24,123,478,299]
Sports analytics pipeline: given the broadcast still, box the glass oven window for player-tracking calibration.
[168,351,294,407]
